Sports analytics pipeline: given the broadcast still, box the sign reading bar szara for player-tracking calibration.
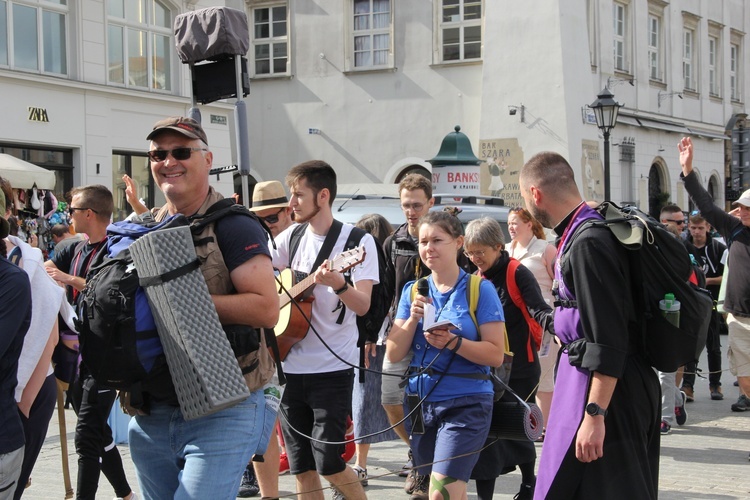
[478,138,524,206]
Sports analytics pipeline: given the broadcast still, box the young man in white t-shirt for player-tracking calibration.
[272,160,378,500]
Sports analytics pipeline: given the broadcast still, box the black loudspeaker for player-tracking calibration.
[191,56,249,105]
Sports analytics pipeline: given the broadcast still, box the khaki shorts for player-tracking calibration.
[538,340,561,393]
[727,314,750,377]
[381,350,413,405]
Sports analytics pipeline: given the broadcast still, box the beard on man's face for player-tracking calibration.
[294,198,321,224]
[529,205,553,229]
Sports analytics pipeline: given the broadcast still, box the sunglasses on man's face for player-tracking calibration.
[147,147,207,162]
[261,208,285,224]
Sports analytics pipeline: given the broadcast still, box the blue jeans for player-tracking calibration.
[128,391,264,500]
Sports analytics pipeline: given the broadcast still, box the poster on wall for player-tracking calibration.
[581,139,604,202]
[478,138,524,206]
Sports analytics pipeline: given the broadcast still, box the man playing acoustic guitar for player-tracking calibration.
[271,160,378,500]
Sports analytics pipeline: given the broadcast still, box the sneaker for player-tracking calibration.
[513,481,535,500]
[279,452,290,475]
[409,473,429,500]
[405,469,425,495]
[399,450,413,478]
[681,385,694,403]
[710,385,724,400]
[114,493,139,500]
[238,465,260,498]
[731,394,750,412]
[352,465,368,488]
[660,420,671,435]
[330,483,346,500]
[675,391,688,426]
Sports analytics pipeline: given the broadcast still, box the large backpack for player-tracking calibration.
[76,214,189,393]
[557,202,713,373]
[77,200,274,398]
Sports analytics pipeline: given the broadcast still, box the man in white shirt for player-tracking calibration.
[271,160,378,500]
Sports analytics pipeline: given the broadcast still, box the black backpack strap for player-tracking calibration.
[288,223,309,268]
[191,198,275,249]
[263,328,286,386]
[342,226,369,382]
[294,220,343,273]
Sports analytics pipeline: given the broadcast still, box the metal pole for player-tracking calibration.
[603,129,611,201]
[234,55,251,208]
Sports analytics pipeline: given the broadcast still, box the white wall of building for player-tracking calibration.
[1,0,747,211]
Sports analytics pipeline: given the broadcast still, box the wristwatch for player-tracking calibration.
[585,402,608,418]
[334,283,349,295]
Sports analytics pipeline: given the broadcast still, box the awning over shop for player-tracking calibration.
[617,115,641,127]
[0,153,57,190]
[637,117,691,135]
[687,127,728,141]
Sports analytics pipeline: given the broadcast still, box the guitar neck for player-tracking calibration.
[279,273,317,308]
[278,245,366,308]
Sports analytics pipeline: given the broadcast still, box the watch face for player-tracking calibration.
[586,403,606,416]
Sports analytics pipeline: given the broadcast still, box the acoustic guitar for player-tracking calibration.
[274,246,366,361]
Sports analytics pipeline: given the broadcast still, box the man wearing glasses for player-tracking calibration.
[250,180,294,239]
[45,186,137,500]
[124,116,279,499]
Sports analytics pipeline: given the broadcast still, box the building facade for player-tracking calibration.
[1,0,748,217]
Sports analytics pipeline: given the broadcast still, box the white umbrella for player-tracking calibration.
[0,153,57,190]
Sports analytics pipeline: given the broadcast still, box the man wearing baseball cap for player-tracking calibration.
[250,180,294,239]
[0,187,33,497]
[679,137,750,426]
[127,116,280,499]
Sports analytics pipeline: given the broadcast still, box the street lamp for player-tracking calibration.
[590,87,623,201]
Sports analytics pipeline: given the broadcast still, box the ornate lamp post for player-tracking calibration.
[590,88,623,201]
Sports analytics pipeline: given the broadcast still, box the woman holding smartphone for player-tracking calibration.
[386,211,505,500]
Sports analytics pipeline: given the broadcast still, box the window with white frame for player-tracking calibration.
[683,28,695,91]
[439,0,482,62]
[251,4,288,76]
[708,35,719,96]
[612,2,630,73]
[647,14,660,80]
[0,0,68,75]
[353,0,390,68]
[107,0,172,90]
[730,31,742,102]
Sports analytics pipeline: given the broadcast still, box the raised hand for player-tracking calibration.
[678,137,693,175]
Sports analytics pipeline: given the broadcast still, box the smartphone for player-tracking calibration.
[407,393,425,435]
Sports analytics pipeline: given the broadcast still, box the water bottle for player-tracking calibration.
[659,293,681,328]
[263,382,282,414]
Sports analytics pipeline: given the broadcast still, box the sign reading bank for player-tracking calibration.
[433,167,481,195]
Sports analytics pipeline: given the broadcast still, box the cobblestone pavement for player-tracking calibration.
[23,340,749,499]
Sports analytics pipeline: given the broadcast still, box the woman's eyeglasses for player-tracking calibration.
[261,208,285,224]
[463,250,486,259]
[69,207,98,215]
[147,147,207,162]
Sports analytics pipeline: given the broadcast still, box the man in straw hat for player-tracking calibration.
[250,180,294,239]
[679,137,750,421]
[0,186,33,497]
